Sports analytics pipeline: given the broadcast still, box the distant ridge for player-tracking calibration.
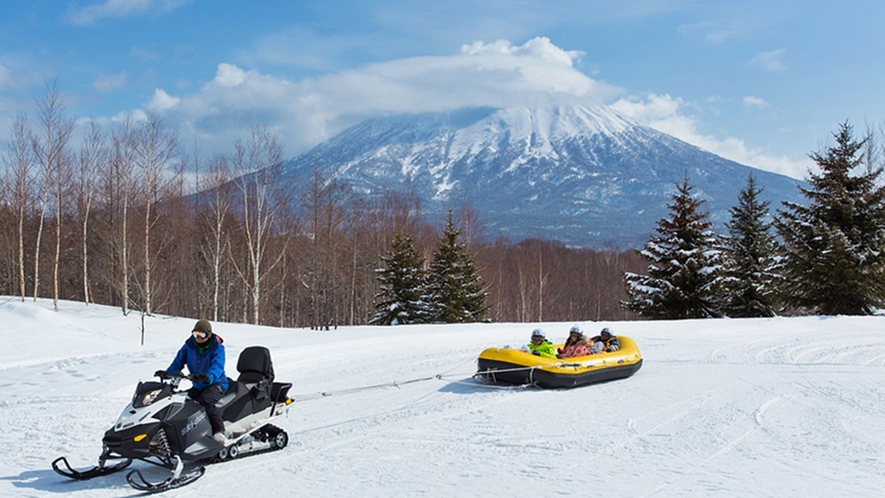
[282,105,805,248]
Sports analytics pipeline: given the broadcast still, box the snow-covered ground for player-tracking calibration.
[1,297,884,497]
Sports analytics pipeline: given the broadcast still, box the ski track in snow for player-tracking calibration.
[2,302,885,496]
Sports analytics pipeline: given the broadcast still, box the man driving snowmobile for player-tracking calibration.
[157,319,228,443]
[55,333,293,492]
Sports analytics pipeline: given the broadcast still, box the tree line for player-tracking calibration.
[0,81,646,327]
[623,122,885,318]
[7,84,872,326]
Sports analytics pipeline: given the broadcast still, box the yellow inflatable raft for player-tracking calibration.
[476,336,643,388]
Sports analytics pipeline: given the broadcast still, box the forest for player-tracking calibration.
[6,84,883,327]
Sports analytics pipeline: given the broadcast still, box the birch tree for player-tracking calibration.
[132,112,178,315]
[108,115,137,315]
[199,153,234,321]
[76,121,106,304]
[32,80,75,310]
[231,127,286,324]
[2,115,34,301]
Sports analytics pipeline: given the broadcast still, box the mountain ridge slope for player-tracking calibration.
[282,105,805,248]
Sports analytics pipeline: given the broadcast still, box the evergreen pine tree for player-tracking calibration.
[369,232,427,325]
[622,177,724,319]
[425,211,488,323]
[721,174,782,317]
[775,122,885,315]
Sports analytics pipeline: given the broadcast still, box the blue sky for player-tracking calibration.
[1,0,883,179]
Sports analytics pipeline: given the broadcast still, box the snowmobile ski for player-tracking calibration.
[51,453,132,480]
[126,456,206,493]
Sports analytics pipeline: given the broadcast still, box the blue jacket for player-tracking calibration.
[166,335,229,391]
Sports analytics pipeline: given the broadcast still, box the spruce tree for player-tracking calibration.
[721,174,782,317]
[775,122,885,315]
[369,232,427,325]
[425,211,488,323]
[622,177,724,319]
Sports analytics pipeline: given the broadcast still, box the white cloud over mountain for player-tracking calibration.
[145,37,808,178]
[612,93,808,178]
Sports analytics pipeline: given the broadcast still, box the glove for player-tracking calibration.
[154,370,168,379]
[532,350,541,356]
[191,373,210,383]
[607,345,620,352]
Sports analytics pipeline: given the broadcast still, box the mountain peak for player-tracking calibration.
[285,105,803,248]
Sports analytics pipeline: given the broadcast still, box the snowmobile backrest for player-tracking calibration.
[236,346,275,384]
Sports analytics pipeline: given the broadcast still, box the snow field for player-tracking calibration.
[1,300,885,496]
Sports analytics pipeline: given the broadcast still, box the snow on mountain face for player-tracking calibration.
[283,105,805,248]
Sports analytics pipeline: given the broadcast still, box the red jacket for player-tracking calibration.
[558,343,591,358]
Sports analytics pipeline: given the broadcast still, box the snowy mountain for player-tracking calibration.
[283,105,805,248]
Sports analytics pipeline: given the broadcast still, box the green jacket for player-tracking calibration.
[527,340,557,359]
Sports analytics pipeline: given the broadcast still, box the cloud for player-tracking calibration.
[611,93,810,179]
[93,72,127,92]
[67,0,193,26]
[150,37,623,155]
[130,46,161,62]
[678,21,742,44]
[145,88,179,111]
[742,95,768,108]
[136,36,807,179]
[749,49,786,72]
[214,64,247,87]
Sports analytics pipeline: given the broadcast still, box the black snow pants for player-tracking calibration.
[189,384,227,435]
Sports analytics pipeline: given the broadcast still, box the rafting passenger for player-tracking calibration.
[589,327,621,354]
[526,328,557,358]
[557,325,591,359]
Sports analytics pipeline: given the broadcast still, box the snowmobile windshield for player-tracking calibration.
[132,380,172,408]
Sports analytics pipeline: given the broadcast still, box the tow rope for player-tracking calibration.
[288,358,538,401]
[290,375,443,402]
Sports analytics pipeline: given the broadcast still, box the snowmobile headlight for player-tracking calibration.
[133,389,162,408]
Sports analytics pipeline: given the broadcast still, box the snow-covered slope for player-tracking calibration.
[2,297,884,496]
[283,105,805,248]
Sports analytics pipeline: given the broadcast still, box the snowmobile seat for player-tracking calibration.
[237,346,275,400]
[219,346,276,422]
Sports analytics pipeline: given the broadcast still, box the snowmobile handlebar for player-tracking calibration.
[154,370,208,384]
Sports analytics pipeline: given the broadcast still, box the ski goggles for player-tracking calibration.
[192,330,209,340]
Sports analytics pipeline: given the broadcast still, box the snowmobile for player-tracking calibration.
[52,345,293,493]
